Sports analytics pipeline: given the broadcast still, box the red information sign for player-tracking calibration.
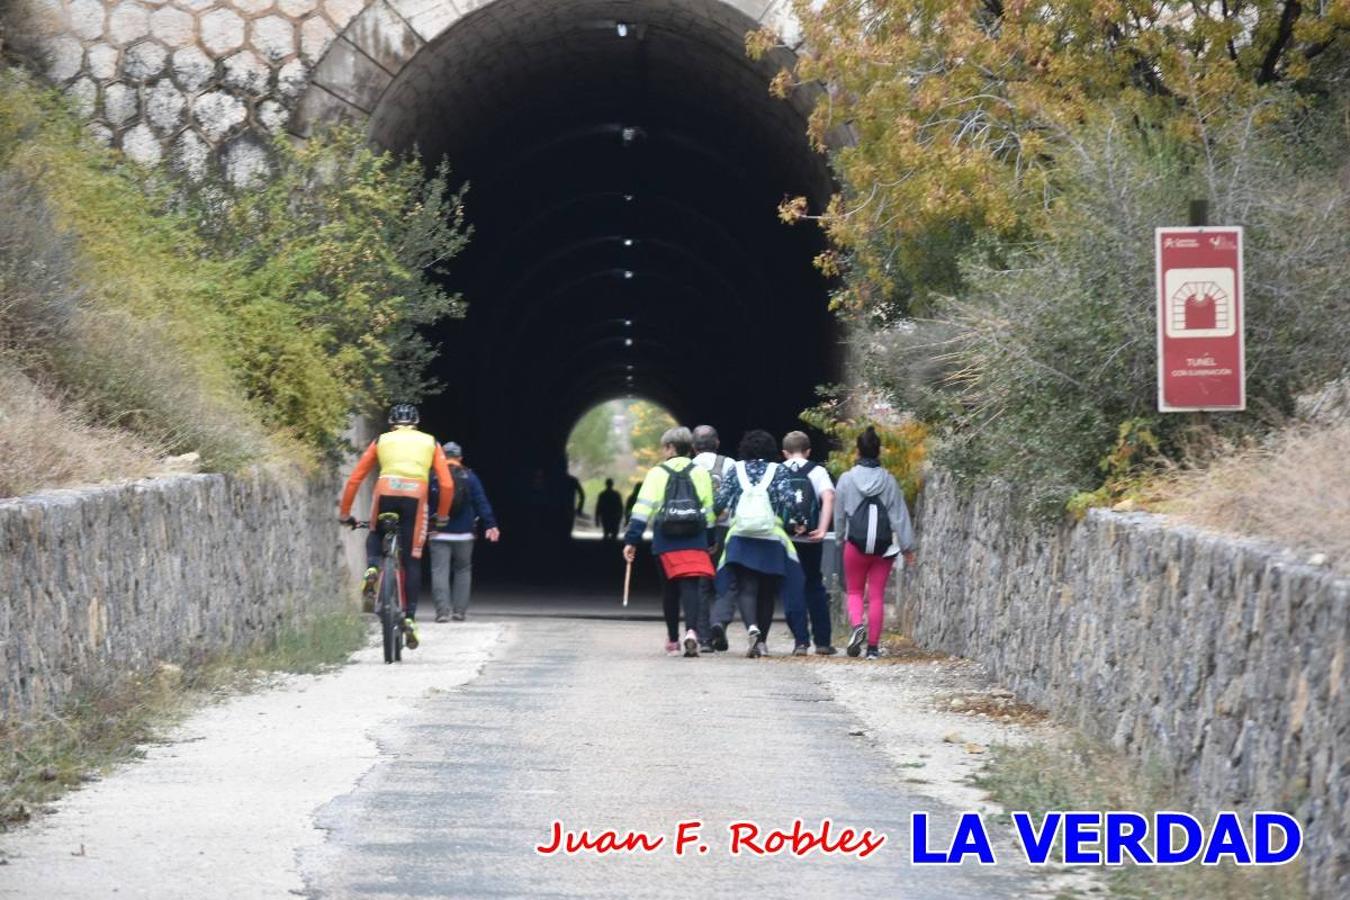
[1156,226,1245,412]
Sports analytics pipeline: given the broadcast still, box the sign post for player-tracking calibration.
[1155,226,1245,412]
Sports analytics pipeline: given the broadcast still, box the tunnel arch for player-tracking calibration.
[295,0,840,546]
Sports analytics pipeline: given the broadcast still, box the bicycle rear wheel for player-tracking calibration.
[378,560,399,664]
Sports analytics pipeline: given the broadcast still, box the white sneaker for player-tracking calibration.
[746,626,762,658]
[846,625,867,658]
[683,629,700,657]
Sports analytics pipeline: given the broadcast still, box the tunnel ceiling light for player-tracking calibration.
[624,338,634,347]
[626,364,634,371]
[622,238,635,247]
[623,270,634,280]
[623,319,633,327]
[616,22,628,37]
[623,194,634,202]
[621,126,637,146]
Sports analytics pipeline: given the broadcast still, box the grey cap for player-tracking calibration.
[443,441,463,458]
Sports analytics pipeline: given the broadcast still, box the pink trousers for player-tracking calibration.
[843,542,895,646]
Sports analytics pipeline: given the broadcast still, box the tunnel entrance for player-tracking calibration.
[344,0,837,585]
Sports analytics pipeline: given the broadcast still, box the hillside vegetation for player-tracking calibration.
[759,1,1349,531]
[0,70,469,497]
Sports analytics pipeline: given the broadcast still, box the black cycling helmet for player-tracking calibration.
[388,403,419,425]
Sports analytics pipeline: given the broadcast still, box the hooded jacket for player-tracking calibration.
[833,460,915,553]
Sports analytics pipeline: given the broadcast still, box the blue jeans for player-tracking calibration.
[783,541,831,648]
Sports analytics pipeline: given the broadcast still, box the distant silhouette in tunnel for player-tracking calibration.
[567,474,586,521]
[596,479,624,540]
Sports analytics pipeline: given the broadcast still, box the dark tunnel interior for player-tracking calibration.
[369,0,837,582]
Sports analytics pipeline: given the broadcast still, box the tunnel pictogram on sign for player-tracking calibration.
[1164,268,1236,339]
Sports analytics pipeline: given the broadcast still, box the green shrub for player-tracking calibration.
[0,70,269,469]
[196,128,471,451]
[0,169,80,360]
[0,69,471,483]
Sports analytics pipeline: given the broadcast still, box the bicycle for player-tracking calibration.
[351,512,407,664]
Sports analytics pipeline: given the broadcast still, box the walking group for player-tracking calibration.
[622,424,915,661]
[336,406,912,658]
[338,405,500,648]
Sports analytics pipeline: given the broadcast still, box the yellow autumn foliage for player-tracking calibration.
[751,0,1349,311]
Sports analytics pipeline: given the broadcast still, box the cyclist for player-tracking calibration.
[338,404,454,649]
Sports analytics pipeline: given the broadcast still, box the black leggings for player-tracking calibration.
[658,570,705,643]
[729,564,781,637]
[365,495,422,620]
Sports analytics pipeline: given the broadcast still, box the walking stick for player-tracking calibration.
[623,559,632,607]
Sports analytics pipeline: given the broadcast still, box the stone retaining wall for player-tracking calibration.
[0,469,348,718]
[901,471,1347,897]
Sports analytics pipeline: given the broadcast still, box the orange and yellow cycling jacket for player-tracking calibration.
[339,427,453,559]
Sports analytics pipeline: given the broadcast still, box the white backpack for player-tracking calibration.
[732,461,780,538]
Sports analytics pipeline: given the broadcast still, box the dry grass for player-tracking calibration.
[877,630,952,660]
[0,366,159,498]
[1159,421,1350,575]
[937,690,1048,726]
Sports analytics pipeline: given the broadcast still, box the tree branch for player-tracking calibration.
[1256,0,1302,85]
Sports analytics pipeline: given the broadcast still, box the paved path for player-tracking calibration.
[2,607,1050,898]
[300,617,1041,898]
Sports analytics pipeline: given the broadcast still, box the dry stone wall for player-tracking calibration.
[902,471,1348,897]
[0,470,348,719]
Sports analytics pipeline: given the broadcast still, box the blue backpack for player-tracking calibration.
[782,461,821,535]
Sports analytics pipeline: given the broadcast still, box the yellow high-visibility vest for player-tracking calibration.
[376,427,436,480]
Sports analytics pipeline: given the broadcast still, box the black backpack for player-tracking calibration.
[782,461,821,536]
[446,466,470,520]
[656,463,704,537]
[847,494,893,555]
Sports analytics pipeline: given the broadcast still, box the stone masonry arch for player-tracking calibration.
[292,0,806,143]
[12,0,807,186]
